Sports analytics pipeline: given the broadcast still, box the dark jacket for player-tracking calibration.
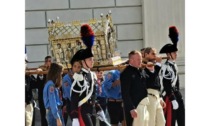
[160,60,182,101]
[70,69,97,118]
[25,75,38,105]
[144,65,161,91]
[120,65,148,112]
[36,74,47,101]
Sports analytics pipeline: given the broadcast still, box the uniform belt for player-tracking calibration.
[108,98,122,102]
[148,93,157,99]
[147,89,159,99]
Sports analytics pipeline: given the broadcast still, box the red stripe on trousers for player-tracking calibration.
[78,107,85,126]
[164,96,172,126]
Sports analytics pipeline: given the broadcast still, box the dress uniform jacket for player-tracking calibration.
[160,61,182,100]
[70,68,98,126]
[160,60,185,126]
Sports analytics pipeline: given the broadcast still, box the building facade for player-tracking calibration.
[25,0,185,88]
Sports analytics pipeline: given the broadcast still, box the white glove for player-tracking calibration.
[171,100,179,110]
[97,110,107,122]
[72,118,80,126]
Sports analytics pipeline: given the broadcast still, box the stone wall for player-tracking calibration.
[25,0,185,88]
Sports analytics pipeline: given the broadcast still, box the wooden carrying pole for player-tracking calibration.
[25,56,169,75]
[25,65,128,75]
[25,63,155,75]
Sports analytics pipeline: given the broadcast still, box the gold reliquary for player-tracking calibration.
[47,11,123,68]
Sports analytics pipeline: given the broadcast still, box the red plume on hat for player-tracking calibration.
[80,24,95,48]
[159,26,179,54]
[169,26,179,47]
[73,24,95,61]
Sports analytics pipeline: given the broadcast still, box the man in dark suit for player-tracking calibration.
[120,50,149,126]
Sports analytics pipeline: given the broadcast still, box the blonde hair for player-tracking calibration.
[128,50,141,59]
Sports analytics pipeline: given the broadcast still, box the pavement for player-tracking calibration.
[34,89,185,126]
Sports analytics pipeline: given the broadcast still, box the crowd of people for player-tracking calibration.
[25,25,185,126]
